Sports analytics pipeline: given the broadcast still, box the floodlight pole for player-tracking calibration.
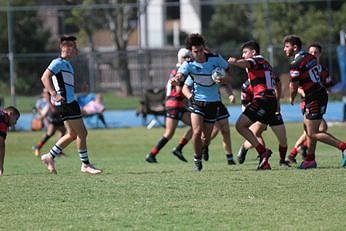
[7,0,16,106]
[265,0,273,66]
[326,0,333,76]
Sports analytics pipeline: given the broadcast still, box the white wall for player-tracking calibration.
[180,0,201,34]
[140,0,201,48]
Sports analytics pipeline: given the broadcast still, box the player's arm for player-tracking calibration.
[0,136,5,176]
[182,84,193,100]
[228,57,250,69]
[172,74,185,94]
[274,75,282,112]
[297,87,305,97]
[174,84,183,94]
[41,69,55,97]
[221,66,235,104]
[41,69,64,102]
[289,81,299,105]
[221,83,235,104]
[38,103,50,119]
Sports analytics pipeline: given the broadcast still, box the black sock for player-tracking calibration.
[157,137,169,150]
[226,154,233,160]
[175,144,183,151]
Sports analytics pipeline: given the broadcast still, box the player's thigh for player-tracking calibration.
[303,117,321,137]
[64,118,87,137]
[181,111,191,126]
[249,122,266,136]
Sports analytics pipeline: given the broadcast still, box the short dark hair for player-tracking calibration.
[283,35,302,50]
[308,43,322,53]
[241,40,260,54]
[4,106,20,117]
[60,35,77,43]
[185,33,205,50]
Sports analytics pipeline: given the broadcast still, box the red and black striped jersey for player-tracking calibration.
[245,55,276,98]
[240,80,253,106]
[165,67,186,108]
[241,72,280,107]
[0,110,10,139]
[319,64,333,89]
[289,51,323,96]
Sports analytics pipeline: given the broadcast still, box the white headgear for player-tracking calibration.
[177,48,191,64]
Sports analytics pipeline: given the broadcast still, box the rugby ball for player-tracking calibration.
[211,67,226,81]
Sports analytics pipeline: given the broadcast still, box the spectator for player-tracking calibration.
[81,93,107,128]
[32,88,66,157]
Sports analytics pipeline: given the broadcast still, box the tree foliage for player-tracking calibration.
[65,0,138,96]
[206,1,346,86]
[0,0,51,95]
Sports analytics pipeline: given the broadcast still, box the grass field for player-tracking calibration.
[1,123,346,230]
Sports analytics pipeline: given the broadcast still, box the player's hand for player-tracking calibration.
[229,94,235,104]
[216,77,229,85]
[51,93,65,105]
[53,94,65,103]
[169,77,178,86]
[214,78,222,84]
[170,73,183,85]
[228,57,237,65]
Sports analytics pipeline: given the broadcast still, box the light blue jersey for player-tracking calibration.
[47,57,75,104]
[178,53,229,102]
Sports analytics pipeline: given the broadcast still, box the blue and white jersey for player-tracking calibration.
[178,53,229,102]
[47,57,75,105]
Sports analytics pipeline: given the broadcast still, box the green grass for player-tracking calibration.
[1,123,346,230]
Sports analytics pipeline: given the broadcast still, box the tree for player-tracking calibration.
[0,0,51,94]
[205,3,254,88]
[206,1,346,83]
[66,0,138,96]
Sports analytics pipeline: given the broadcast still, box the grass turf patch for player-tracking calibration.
[1,123,346,230]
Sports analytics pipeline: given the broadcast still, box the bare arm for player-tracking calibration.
[41,69,55,96]
[222,83,235,104]
[170,72,184,86]
[41,69,64,102]
[289,81,299,105]
[275,79,282,112]
[182,85,193,100]
[228,57,250,69]
[175,84,183,95]
[297,87,305,97]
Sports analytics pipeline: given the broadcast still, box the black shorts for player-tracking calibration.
[166,107,189,120]
[216,102,230,121]
[188,100,219,123]
[56,100,82,121]
[268,112,284,127]
[47,112,64,126]
[0,131,7,139]
[51,120,65,127]
[304,89,328,120]
[243,97,277,125]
